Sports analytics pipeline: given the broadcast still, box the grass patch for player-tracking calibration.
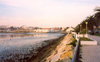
[94,33,100,36]
[80,37,92,41]
[67,38,77,47]
[67,34,77,47]
[56,60,63,62]
[79,59,82,62]
[68,56,72,60]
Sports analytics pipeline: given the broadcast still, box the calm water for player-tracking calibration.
[0,33,64,62]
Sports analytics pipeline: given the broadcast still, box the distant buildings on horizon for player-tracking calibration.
[0,25,74,33]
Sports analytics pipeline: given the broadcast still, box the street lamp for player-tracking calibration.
[80,25,82,33]
[85,22,88,37]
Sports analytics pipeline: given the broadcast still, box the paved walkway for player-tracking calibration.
[81,35,100,62]
[88,35,100,45]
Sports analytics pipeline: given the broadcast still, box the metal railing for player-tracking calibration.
[72,37,80,62]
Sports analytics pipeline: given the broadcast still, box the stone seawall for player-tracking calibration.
[28,34,73,62]
[50,34,73,62]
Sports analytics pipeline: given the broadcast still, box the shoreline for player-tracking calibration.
[27,34,66,62]
[0,33,65,62]
[28,34,73,62]
[0,32,67,34]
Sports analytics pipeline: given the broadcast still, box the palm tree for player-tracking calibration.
[75,16,97,35]
[74,24,80,34]
[81,16,96,35]
[94,7,100,24]
[94,7,100,33]
[87,16,96,35]
[75,7,100,34]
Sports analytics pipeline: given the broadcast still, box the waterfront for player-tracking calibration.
[0,33,64,62]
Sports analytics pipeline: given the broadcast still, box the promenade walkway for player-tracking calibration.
[81,35,100,62]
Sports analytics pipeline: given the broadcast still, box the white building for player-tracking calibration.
[66,27,74,33]
[21,25,27,29]
[34,28,60,33]
[34,29,49,32]
[6,29,11,32]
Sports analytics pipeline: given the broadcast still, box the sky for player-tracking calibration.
[0,0,100,28]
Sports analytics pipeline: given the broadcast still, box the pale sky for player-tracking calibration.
[0,0,100,28]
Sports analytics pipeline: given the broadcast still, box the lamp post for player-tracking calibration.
[80,25,82,33]
[86,22,88,37]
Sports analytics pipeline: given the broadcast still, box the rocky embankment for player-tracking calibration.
[28,34,74,62]
[49,34,74,62]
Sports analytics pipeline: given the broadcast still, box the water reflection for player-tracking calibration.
[0,33,64,62]
[0,33,48,40]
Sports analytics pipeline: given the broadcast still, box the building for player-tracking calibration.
[20,25,27,29]
[66,27,74,33]
[34,28,50,33]
[34,28,60,33]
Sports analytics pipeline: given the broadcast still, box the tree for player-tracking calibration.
[74,24,80,34]
[75,16,97,35]
[75,7,100,35]
[80,29,86,34]
[94,7,100,26]
[63,27,69,31]
[10,26,17,30]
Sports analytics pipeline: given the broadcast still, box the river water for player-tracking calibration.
[0,33,64,62]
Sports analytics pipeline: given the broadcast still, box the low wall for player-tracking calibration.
[81,41,97,45]
[72,32,97,45]
[76,34,86,37]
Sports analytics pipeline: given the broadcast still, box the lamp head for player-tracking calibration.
[86,22,88,24]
